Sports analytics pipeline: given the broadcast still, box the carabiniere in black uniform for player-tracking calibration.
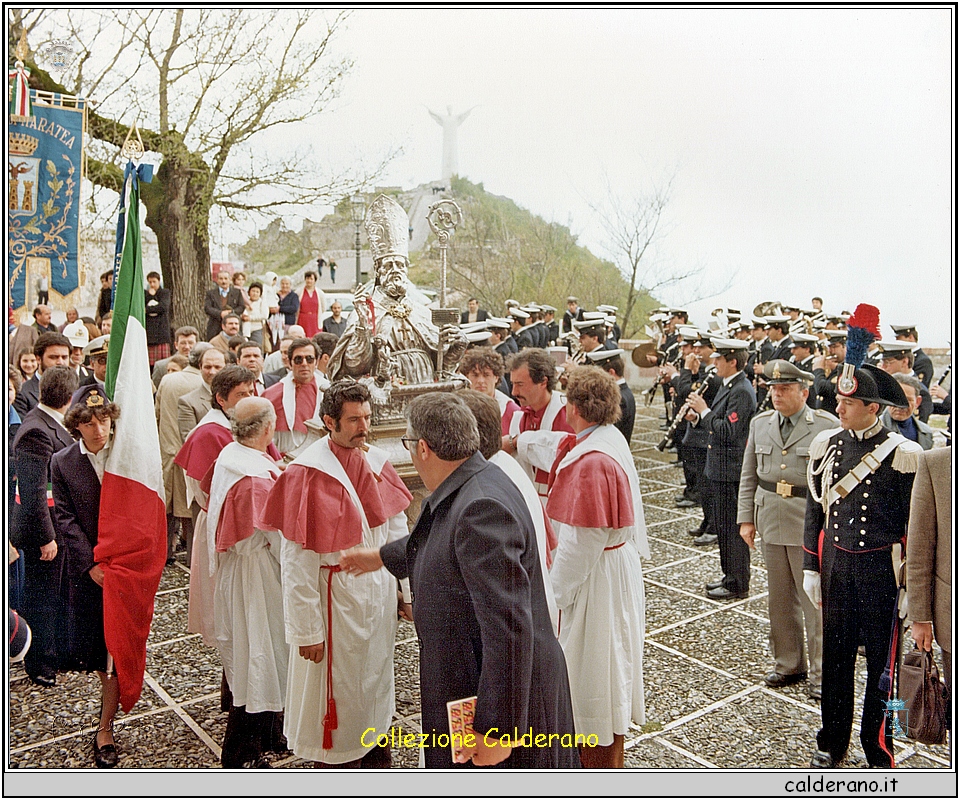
[803,366,921,769]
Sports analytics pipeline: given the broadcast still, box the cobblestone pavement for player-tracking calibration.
[7,404,953,771]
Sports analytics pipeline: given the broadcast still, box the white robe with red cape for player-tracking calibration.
[495,389,521,436]
[518,423,648,745]
[175,408,233,646]
[206,442,287,714]
[262,372,326,456]
[261,437,411,764]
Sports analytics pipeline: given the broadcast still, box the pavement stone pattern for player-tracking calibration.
[7,404,952,770]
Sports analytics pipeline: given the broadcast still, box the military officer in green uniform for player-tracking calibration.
[737,360,838,701]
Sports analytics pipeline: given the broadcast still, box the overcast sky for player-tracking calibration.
[274,7,953,347]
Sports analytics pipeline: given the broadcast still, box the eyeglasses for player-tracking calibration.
[400,436,420,451]
[292,355,316,365]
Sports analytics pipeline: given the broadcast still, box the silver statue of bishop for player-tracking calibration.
[328,194,467,389]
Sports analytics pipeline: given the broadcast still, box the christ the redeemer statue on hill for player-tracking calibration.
[428,106,475,182]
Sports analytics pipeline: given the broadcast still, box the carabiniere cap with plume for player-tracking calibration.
[837,304,881,397]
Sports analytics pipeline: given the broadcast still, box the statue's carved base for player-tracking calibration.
[364,376,468,428]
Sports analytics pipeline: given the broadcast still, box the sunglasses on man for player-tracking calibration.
[292,355,316,365]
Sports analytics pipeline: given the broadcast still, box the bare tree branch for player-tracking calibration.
[14,9,388,330]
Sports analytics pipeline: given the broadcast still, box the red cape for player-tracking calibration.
[215,475,280,551]
[178,421,281,485]
[174,423,234,481]
[261,447,411,554]
[546,450,635,529]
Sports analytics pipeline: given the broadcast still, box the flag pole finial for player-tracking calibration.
[15,28,28,66]
[121,121,144,163]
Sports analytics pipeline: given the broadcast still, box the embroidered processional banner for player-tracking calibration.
[8,89,86,314]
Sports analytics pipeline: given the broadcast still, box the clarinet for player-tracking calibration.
[656,369,716,451]
[642,362,667,406]
[756,390,774,414]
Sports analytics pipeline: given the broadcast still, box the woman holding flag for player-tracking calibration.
[51,384,124,768]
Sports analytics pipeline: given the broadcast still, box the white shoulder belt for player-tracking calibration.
[825,432,905,507]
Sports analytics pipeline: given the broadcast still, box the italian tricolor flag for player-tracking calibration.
[97,161,167,712]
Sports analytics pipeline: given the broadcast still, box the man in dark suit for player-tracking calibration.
[757,317,792,409]
[459,297,489,325]
[509,308,535,350]
[811,330,846,416]
[96,270,113,324]
[748,318,774,382]
[685,339,757,599]
[875,340,934,422]
[204,270,246,342]
[586,348,635,444]
[678,337,720,541]
[803,365,921,769]
[891,324,934,387]
[561,296,584,335]
[766,317,794,361]
[598,304,621,342]
[542,305,559,346]
[880,373,935,450]
[790,334,820,408]
[570,318,608,365]
[12,366,79,685]
[340,392,579,769]
[489,319,518,357]
[50,386,112,671]
[14,332,72,417]
[236,340,279,396]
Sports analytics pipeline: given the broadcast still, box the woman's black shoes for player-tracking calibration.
[93,728,119,768]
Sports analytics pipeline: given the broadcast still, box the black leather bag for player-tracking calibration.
[900,648,948,745]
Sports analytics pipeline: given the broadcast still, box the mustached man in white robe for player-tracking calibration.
[206,400,288,767]
[261,382,411,766]
[518,369,648,769]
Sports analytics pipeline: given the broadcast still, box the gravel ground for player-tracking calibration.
[645,585,717,633]
[645,536,700,566]
[7,404,952,772]
[653,597,775,684]
[662,689,821,769]
[624,737,706,769]
[642,643,745,725]
[149,590,191,642]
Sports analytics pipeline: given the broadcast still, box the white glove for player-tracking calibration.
[803,570,821,608]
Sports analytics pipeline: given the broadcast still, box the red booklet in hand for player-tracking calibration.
[446,695,477,763]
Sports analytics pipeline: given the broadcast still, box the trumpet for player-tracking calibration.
[656,368,717,451]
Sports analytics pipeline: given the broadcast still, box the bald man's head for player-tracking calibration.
[231,396,276,448]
